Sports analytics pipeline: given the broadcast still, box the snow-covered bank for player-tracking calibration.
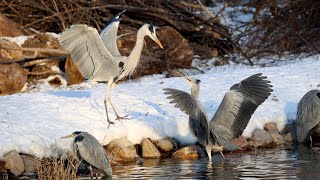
[1,56,319,158]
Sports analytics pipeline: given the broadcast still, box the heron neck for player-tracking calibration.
[191,84,200,98]
[125,29,145,77]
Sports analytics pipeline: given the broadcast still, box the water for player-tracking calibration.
[112,145,320,179]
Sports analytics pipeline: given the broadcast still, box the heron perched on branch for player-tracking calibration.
[61,131,112,179]
[296,89,320,145]
[59,11,164,125]
[164,73,272,160]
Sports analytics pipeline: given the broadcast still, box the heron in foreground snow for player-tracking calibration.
[163,73,273,160]
[296,89,320,145]
[62,131,112,179]
[59,12,163,125]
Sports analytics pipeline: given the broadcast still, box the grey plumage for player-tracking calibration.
[164,73,272,160]
[62,131,112,179]
[296,89,320,144]
[59,13,163,125]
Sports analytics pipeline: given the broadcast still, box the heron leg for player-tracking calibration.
[107,83,128,121]
[89,165,94,180]
[103,94,114,127]
[206,146,212,161]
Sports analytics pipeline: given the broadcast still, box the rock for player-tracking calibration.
[64,56,84,85]
[153,138,175,152]
[141,138,161,158]
[0,39,23,63]
[264,122,278,132]
[3,150,25,176]
[312,124,320,137]
[118,26,193,78]
[27,60,61,85]
[21,155,40,173]
[283,132,294,143]
[0,63,28,95]
[251,129,275,148]
[232,135,249,150]
[0,160,6,172]
[172,145,206,160]
[270,131,285,145]
[105,138,139,163]
[0,14,31,37]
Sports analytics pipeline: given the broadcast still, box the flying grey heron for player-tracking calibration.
[296,89,320,144]
[164,73,272,160]
[59,17,164,125]
[61,131,112,179]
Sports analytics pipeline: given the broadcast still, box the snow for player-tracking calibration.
[1,55,320,159]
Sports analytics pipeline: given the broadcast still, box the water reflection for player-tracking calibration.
[112,145,320,179]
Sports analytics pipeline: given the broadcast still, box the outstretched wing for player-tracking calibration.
[100,10,126,57]
[75,132,112,175]
[59,24,120,81]
[209,73,273,151]
[296,89,320,143]
[163,88,209,146]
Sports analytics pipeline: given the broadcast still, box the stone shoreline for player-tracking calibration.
[0,122,301,179]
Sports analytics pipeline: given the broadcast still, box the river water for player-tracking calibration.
[112,144,320,179]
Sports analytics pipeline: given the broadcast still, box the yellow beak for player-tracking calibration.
[60,134,74,139]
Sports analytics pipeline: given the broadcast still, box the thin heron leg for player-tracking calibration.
[104,83,114,126]
[107,83,128,120]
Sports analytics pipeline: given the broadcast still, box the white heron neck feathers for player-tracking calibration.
[191,82,200,98]
[123,25,149,77]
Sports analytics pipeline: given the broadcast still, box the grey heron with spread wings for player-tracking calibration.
[59,11,164,125]
[164,73,272,160]
[296,89,320,145]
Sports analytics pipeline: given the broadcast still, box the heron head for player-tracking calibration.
[60,131,82,139]
[145,24,164,49]
[177,71,201,86]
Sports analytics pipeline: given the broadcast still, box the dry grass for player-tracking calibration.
[36,154,80,180]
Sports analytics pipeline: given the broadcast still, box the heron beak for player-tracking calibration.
[177,71,191,82]
[60,134,74,139]
[152,35,164,49]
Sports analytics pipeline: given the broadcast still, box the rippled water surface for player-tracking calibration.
[112,145,320,179]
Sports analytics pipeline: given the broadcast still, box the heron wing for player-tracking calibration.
[163,88,209,145]
[100,11,126,57]
[75,132,112,174]
[296,89,320,143]
[209,73,273,151]
[59,24,120,81]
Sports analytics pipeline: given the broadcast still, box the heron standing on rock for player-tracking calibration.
[296,89,320,145]
[164,73,272,160]
[59,11,164,125]
[61,131,112,179]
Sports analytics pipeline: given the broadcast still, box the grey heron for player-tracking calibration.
[296,89,320,144]
[164,73,272,160]
[61,131,112,179]
[59,19,163,125]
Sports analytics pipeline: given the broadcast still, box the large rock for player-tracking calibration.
[0,160,6,173]
[251,129,275,148]
[64,56,84,85]
[3,150,25,176]
[0,14,31,37]
[270,131,285,145]
[141,138,161,159]
[0,40,23,63]
[21,155,40,173]
[232,135,249,150]
[172,145,206,160]
[105,138,139,163]
[0,63,28,95]
[153,138,176,152]
[264,122,279,132]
